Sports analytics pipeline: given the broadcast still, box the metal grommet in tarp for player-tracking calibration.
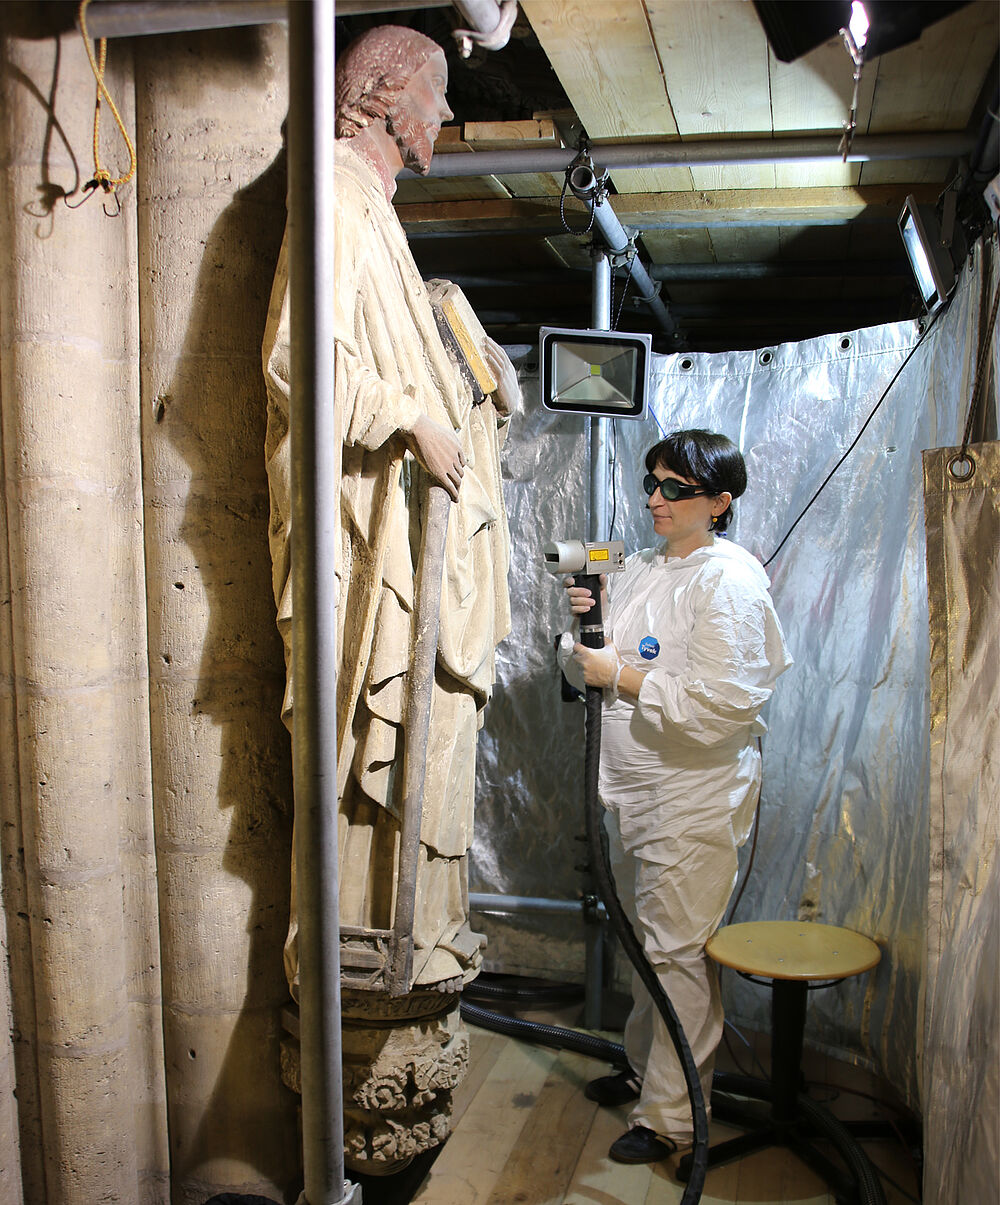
[947,451,977,482]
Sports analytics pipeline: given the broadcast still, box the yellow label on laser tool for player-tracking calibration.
[589,548,610,562]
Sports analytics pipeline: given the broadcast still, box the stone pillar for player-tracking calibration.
[133,23,297,1203]
[0,21,167,1205]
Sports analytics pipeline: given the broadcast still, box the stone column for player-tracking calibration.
[133,23,298,1204]
[0,21,167,1205]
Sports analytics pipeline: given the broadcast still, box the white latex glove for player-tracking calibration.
[483,336,520,417]
[572,641,622,689]
[406,414,465,500]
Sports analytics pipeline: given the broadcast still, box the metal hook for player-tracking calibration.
[64,178,101,209]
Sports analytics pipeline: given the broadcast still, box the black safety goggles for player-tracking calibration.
[642,473,712,502]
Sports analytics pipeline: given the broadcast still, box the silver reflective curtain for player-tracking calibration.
[472,243,996,1121]
[921,439,999,1205]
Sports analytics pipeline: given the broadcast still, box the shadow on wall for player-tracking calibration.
[157,129,299,1196]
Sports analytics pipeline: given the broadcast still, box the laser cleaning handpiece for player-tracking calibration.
[542,538,626,651]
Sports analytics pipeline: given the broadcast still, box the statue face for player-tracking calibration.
[389,50,453,175]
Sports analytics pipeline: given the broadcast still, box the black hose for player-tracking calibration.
[714,1073,887,1205]
[583,684,709,1202]
[460,1001,628,1064]
[463,976,584,1006]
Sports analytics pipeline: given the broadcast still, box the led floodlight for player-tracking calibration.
[898,195,957,314]
[540,327,651,419]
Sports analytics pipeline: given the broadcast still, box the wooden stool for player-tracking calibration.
[677,921,884,1204]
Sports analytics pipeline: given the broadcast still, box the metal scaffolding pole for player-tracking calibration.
[414,131,975,178]
[569,163,678,341]
[288,3,359,1202]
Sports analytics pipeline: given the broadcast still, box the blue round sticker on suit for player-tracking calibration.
[639,636,659,660]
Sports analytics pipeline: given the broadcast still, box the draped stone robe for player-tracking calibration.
[262,138,511,991]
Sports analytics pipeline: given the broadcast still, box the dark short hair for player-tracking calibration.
[644,429,747,532]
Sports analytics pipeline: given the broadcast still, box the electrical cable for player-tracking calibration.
[762,300,949,568]
[607,419,618,541]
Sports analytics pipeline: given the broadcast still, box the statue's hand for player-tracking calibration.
[484,336,520,417]
[407,414,465,500]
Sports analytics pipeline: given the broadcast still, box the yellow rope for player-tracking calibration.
[77,0,136,193]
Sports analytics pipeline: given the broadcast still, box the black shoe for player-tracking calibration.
[584,1068,642,1106]
[608,1125,681,1164]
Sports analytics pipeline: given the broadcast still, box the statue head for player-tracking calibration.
[336,25,453,175]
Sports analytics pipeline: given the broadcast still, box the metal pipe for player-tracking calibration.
[469,892,607,918]
[569,164,678,340]
[590,249,611,543]
[287,4,358,1204]
[83,0,449,38]
[437,260,909,286]
[415,131,975,179]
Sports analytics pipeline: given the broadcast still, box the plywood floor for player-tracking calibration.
[404,1008,921,1205]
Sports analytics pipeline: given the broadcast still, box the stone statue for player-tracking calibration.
[261,25,517,1171]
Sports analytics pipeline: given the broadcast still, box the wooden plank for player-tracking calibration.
[521,0,694,195]
[767,38,873,190]
[411,1039,561,1205]
[395,126,513,203]
[646,0,775,192]
[397,184,940,235]
[710,225,781,265]
[641,227,717,265]
[860,0,999,186]
[486,1048,601,1204]
[451,1028,508,1128]
[393,174,511,203]
[462,118,562,151]
[691,1121,745,1205]
[565,1102,659,1205]
[545,233,597,271]
[461,116,566,199]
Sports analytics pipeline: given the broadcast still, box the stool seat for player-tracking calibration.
[708,920,881,981]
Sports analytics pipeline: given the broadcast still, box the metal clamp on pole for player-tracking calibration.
[566,161,679,340]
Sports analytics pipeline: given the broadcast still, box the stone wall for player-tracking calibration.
[0,15,297,1203]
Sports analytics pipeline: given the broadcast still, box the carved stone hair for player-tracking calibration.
[335,25,443,139]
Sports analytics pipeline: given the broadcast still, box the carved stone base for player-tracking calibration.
[280,993,469,1176]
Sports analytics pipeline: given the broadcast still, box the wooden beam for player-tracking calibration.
[521,0,694,194]
[398,184,940,235]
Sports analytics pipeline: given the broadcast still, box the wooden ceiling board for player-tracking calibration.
[397,128,511,202]
[859,0,999,186]
[709,224,781,264]
[461,117,565,197]
[520,0,694,194]
[393,174,511,203]
[397,185,939,236]
[544,233,598,270]
[767,37,874,189]
[776,223,851,262]
[646,0,775,192]
[640,227,717,265]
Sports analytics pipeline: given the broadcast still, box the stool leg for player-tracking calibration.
[770,979,807,1124]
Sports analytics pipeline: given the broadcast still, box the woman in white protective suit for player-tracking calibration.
[559,429,792,1164]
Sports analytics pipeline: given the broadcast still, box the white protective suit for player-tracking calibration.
[560,534,792,1139]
